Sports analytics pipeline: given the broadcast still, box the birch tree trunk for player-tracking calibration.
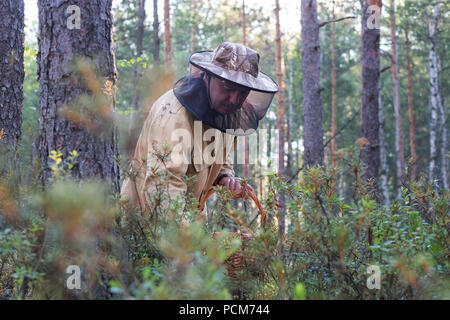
[275,0,285,236]
[301,0,324,168]
[389,0,405,197]
[164,0,172,71]
[36,0,120,192]
[404,28,417,182]
[361,0,381,183]
[426,2,441,187]
[0,0,24,162]
[379,69,390,206]
[153,0,160,64]
[287,58,294,177]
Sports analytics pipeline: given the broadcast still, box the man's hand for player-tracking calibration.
[217,176,254,199]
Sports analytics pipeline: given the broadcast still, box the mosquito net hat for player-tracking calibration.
[173,42,279,136]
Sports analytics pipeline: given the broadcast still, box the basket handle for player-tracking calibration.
[199,187,267,227]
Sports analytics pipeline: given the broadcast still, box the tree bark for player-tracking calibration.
[361,0,381,183]
[153,0,160,64]
[404,28,417,182]
[389,0,405,198]
[426,2,440,187]
[301,0,324,168]
[36,0,120,192]
[287,58,294,177]
[379,68,390,206]
[331,0,337,172]
[243,0,249,178]
[0,0,24,158]
[164,0,172,71]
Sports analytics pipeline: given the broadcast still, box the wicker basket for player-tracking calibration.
[199,188,266,280]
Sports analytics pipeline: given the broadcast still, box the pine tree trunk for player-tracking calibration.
[164,0,172,71]
[36,0,120,192]
[153,0,160,64]
[301,0,324,168]
[0,0,24,159]
[330,1,339,195]
[426,2,440,187]
[275,0,286,237]
[404,28,417,182]
[128,0,146,157]
[361,0,381,183]
[389,0,405,198]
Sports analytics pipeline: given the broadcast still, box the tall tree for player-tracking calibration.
[389,0,405,197]
[242,0,249,179]
[36,0,120,191]
[426,1,441,187]
[379,68,390,205]
[0,0,24,160]
[331,0,337,171]
[404,27,417,181]
[301,0,324,167]
[275,0,286,235]
[153,0,160,64]
[286,58,294,177]
[361,0,382,183]
[164,0,172,71]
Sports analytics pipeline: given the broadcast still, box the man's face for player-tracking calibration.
[206,75,250,115]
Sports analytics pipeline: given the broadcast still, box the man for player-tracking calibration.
[120,42,278,218]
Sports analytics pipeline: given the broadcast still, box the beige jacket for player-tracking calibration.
[120,89,235,212]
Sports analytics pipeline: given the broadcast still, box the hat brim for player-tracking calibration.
[189,51,279,94]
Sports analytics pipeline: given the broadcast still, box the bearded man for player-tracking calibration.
[120,42,278,218]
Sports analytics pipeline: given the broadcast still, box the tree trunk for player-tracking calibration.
[361,0,381,183]
[439,95,448,190]
[36,0,120,192]
[404,28,417,182]
[426,2,440,187]
[164,0,172,71]
[128,0,146,157]
[379,68,390,206]
[275,0,286,237]
[153,0,160,64]
[243,0,249,178]
[0,0,24,160]
[331,2,337,168]
[301,0,324,168]
[287,58,294,177]
[389,0,405,198]
[190,0,197,53]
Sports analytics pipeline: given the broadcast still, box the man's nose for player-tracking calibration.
[228,92,240,106]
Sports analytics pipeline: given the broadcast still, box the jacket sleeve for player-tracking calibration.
[142,108,192,210]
